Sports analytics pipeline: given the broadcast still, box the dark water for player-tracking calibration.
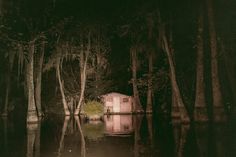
[0,115,235,157]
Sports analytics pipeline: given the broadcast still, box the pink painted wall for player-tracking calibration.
[101,93,133,113]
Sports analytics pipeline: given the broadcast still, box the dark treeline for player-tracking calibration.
[0,0,236,123]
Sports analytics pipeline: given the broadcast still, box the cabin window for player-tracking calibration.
[107,97,113,102]
[123,98,129,102]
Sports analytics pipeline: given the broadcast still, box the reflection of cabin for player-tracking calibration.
[104,115,133,135]
[101,92,133,114]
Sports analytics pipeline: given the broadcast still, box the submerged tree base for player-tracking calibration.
[27,123,39,130]
[146,110,153,114]
[171,106,180,119]
[179,106,190,124]
[64,109,70,116]
[194,107,209,122]
[171,109,180,119]
[27,110,39,124]
[213,106,227,122]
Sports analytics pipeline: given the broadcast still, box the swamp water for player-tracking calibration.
[0,115,235,157]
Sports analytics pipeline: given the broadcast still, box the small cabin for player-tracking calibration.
[101,92,133,114]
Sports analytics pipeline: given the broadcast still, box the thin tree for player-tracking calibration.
[2,51,15,116]
[34,40,46,117]
[206,0,226,122]
[194,2,208,122]
[26,40,39,123]
[55,50,70,116]
[74,31,91,115]
[130,45,143,112]
[160,23,190,123]
[146,14,154,113]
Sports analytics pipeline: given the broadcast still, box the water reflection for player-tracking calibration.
[75,116,86,157]
[57,116,69,157]
[27,120,41,157]
[0,115,234,157]
[134,115,144,157]
[172,124,190,157]
[195,124,209,157]
[1,117,8,156]
[147,115,153,145]
[104,115,134,136]
[212,125,227,157]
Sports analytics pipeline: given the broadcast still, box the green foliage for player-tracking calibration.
[82,100,104,117]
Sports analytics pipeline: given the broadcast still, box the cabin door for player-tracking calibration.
[113,97,120,112]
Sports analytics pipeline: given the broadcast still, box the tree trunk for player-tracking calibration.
[27,42,39,123]
[194,3,208,122]
[34,42,45,117]
[146,52,153,113]
[75,51,85,115]
[162,34,190,123]
[75,33,90,115]
[2,52,15,116]
[172,87,180,122]
[56,59,70,116]
[131,47,143,113]
[206,0,226,122]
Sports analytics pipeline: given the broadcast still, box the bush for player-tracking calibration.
[82,100,104,117]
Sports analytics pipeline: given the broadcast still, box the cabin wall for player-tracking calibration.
[103,94,133,113]
[120,97,132,113]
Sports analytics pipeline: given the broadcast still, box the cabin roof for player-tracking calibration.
[101,92,131,98]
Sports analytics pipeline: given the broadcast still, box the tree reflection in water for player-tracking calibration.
[146,115,153,146]
[27,119,41,157]
[195,124,209,157]
[55,116,86,157]
[172,124,190,157]
[0,115,232,157]
[75,116,86,157]
[57,116,70,157]
[2,117,8,156]
[134,114,144,157]
[212,125,227,157]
